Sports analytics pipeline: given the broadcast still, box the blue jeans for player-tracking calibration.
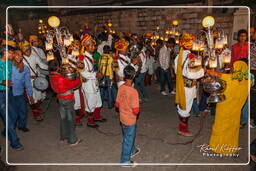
[134,72,149,99]
[191,99,200,115]
[120,123,137,163]
[0,91,22,148]
[13,94,28,128]
[159,68,173,93]
[241,99,248,125]
[199,91,209,112]
[100,76,115,108]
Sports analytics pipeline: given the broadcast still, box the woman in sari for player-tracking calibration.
[209,60,249,154]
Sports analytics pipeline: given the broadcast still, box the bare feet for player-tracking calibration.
[69,140,82,147]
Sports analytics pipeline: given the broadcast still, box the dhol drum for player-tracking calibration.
[33,76,49,91]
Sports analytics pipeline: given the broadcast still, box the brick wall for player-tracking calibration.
[16,6,243,46]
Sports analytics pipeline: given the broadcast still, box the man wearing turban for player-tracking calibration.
[174,33,205,136]
[22,40,48,121]
[80,34,106,128]
[115,38,131,88]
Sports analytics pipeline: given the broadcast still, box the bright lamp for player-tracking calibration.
[48,16,60,28]
[202,16,215,28]
[172,20,179,26]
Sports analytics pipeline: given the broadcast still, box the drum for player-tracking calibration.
[33,76,49,91]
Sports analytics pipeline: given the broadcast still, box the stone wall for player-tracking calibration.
[15,6,248,47]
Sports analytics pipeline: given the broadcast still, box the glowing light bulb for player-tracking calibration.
[202,16,215,28]
[48,16,60,28]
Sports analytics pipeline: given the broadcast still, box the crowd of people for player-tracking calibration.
[0,23,255,166]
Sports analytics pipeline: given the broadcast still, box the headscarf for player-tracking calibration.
[175,47,186,110]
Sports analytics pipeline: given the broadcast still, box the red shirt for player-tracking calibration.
[49,72,81,99]
[231,42,248,67]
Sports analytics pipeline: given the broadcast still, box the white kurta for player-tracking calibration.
[23,53,48,103]
[146,55,155,75]
[139,50,148,73]
[174,50,204,117]
[80,51,102,113]
[31,46,48,69]
[32,46,48,100]
[116,54,131,88]
[159,45,170,70]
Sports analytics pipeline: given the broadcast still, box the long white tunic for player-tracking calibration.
[146,55,155,75]
[116,54,131,88]
[23,53,48,103]
[31,46,48,68]
[80,51,102,112]
[139,50,148,73]
[159,45,170,70]
[174,50,204,117]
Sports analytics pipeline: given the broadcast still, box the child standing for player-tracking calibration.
[115,65,140,166]
[49,62,82,146]
[99,45,115,109]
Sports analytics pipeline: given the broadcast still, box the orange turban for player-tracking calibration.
[114,38,129,51]
[179,33,195,50]
[2,40,17,48]
[81,34,95,47]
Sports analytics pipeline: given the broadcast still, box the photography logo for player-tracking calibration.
[197,144,242,158]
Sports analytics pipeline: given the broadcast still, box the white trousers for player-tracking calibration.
[74,89,81,110]
[177,86,196,117]
[83,91,102,113]
[31,79,45,103]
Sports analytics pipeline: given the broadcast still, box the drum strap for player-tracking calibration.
[84,55,94,73]
[23,57,38,77]
[119,56,130,66]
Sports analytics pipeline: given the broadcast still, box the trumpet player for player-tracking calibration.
[99,45,115,109]
[115,38,130,88]
[134,43,149,102]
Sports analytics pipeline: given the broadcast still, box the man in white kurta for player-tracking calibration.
[174,33,204,136]
[174,49,204,118]
[134,46,149,100]
[114,38,131,88]
[29,35,48,100]
[80,34,106,128]
[22,41,48,121]
[117,53,131,87]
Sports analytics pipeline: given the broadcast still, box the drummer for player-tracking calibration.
[21,40,48,121]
